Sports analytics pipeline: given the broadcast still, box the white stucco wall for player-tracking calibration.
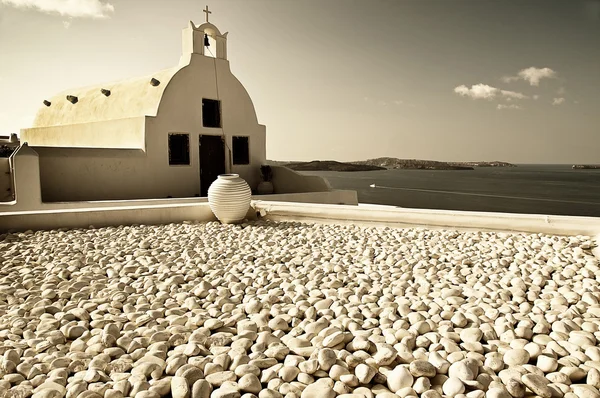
[148,55,267,193]
[35,147,153,201]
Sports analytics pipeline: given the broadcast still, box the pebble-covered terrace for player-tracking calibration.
[0,219,599,398]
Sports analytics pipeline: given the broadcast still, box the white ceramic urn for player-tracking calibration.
[207,174,252,224]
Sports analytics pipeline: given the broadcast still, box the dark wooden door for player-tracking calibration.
[199,135,226,197]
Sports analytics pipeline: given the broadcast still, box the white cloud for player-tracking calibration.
[0,0,114,18]
[454,84,498,100]
[517,67,557,86]
[557,87,566,95]
[393,100,403,106]
[502,67,557,86]
[552,97,566,105]
[497,104,522,110]
[500,90,528,100]
[63,19,72,28]
[454,84,527,101]
[533,94,540,100]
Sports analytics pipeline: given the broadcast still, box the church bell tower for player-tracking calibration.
[181,5,228,60]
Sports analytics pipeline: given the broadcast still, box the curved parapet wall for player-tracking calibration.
[30,67,180,128]
[270,166,331,194]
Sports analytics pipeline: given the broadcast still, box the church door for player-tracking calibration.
[199,134,226,197]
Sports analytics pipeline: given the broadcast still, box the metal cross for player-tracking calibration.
[203,5,212,22]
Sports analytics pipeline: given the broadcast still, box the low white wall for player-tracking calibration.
[271,166,331,194]
[253,201,600,237]
[0,202,218,233]
[0,190,356,211]
[0,158,11,202]
[255,190,357,205]
[0,191,356,232]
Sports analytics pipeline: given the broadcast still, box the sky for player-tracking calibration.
[0,0,599,163]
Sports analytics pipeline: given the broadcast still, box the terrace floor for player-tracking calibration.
[0,220,599,397]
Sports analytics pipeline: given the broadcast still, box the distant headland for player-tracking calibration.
[268,158,517,172]
[572,164,600,169]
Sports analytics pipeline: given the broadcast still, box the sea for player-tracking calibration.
[299,165,600,218]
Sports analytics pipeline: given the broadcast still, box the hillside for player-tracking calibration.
[351,158,474,170]
[266,158,520,171]
[281,160,385,172]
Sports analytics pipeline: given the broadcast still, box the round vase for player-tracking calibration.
[257,181,274,195]
[207,174,252,224]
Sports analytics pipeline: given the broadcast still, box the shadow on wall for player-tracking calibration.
[0,158,12,202]
[270,165,331,194]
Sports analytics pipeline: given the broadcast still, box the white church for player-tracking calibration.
[19,8,266,201]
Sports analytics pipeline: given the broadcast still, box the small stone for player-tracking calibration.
[409,360,436,378]
[172,376,191,398]
[460,328,483,343]
[192,380,213,398]
[317,349,337,371]
[238,374,262,394]
[443,377,465,397]
[413,377,431,394]
[300,380,336,398]
[570,385,600,398]
[589,368,600,389]
[355,364,377,384]
[536,356,558,373]
[212,388,241,398]
[521,374,552,398]
[505,378,525,398]
[387,366,414,393]
[504,350,530,367]
[206,372,237,387]
[448,361,476,381]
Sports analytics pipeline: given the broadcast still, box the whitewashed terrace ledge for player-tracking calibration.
[252,201,600,258]
[2,200,600,257]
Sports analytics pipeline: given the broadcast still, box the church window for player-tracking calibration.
[232,136,250,165]
[203,98,221,128]
[168,133,190,165]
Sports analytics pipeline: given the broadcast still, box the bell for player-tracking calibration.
[204,34,210,47]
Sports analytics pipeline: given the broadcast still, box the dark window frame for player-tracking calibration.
[168,133,190,166]
[232,136,250,165]
[202,98,222,128]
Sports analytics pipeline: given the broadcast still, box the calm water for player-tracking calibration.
[300,165,600,217]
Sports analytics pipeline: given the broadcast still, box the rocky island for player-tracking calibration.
[448,161,517,167]
[267,158,518,171]
[573,164,600,169]
[352,158,474,170]
[279,160,385,172]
